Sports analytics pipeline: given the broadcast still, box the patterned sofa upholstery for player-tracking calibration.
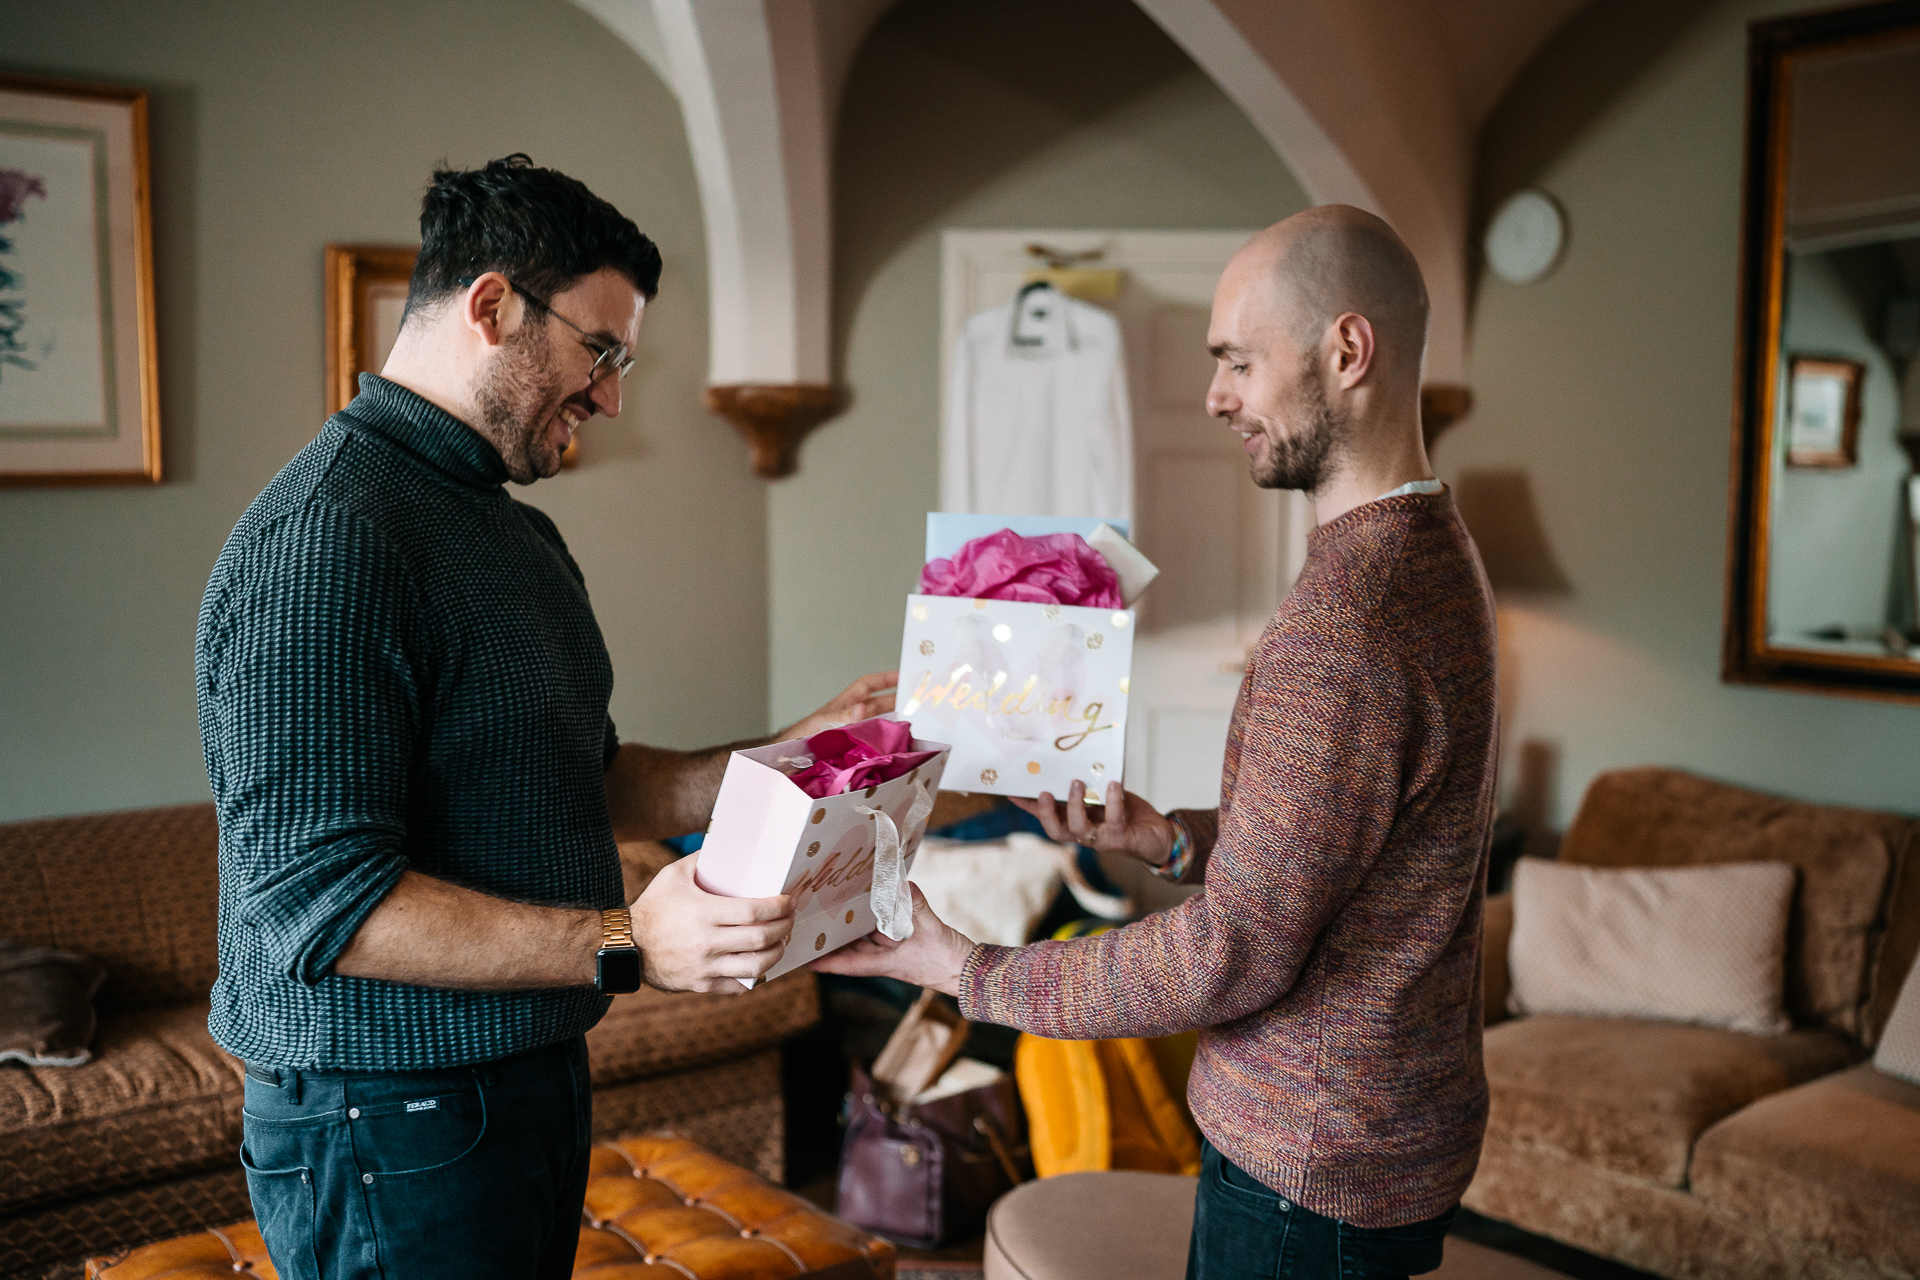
[1467,768,1920,1280]
[0,804,819,1277]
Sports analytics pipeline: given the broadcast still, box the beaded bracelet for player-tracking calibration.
[1155,817,1196,883]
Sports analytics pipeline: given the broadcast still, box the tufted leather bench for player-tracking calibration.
[84,1134,895,1280]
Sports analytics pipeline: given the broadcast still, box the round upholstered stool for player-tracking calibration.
[984,1171,1198,1280]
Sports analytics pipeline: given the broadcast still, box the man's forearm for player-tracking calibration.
[603,738,768,841]
[604,672,901,840]
[332,871,600,990]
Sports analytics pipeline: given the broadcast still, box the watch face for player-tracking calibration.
[596,948,641,994]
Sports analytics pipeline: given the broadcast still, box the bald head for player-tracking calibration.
[1206,206,1436,507]
[1243,206,1429,385]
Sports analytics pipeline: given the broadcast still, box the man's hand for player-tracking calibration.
[809,885,975,996]
[1009,781,1177,867]
[781,671,898,741]
[630,855,793,993]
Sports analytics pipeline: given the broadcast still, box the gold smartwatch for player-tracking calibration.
[595,907,641,994]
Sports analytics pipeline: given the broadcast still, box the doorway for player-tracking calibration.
[939,229,1313,836]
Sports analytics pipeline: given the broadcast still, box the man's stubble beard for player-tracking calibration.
[1250,352,1347,493]
[473,320,566,485]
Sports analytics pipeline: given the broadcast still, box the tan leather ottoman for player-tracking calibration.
[84,1134,895,1280]
[983,1171,1196,1280]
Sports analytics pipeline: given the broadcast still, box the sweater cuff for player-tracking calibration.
[957,942,1012,1024]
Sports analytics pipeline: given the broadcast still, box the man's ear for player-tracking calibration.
[462,272,516,350]
[1329,312,1376,389]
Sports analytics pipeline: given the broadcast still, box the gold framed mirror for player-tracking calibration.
[1725,0,1920,703]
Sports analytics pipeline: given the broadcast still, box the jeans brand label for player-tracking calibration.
[404,1098,438,1113]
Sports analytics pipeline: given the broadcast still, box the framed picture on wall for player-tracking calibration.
[0,75,159,485]
[1783,355,1862,468]
[324,243,416,415]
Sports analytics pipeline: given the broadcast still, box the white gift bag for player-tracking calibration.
[694,725,951,987]
[896,593,1133,799]
[894,514,1138,800]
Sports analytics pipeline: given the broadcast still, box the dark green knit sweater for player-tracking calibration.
[195,375,621,1070]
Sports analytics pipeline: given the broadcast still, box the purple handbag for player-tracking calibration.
[834,1063,1030,1249]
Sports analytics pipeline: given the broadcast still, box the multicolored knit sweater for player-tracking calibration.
[959,490,1498,1228]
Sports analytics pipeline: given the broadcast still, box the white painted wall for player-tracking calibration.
[768,0,1311,727]
[0,0,771,822]
[1449,0,1920,823]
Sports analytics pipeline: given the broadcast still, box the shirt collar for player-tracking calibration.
[1376,478,1444,501]
[340,374,510,489]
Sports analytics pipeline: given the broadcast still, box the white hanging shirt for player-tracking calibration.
[941,287,1133,523]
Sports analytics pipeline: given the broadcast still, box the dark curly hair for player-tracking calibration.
[402,154,662,328]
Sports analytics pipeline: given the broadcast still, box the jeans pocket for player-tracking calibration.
[239,1141,319,1280]
[350,1071,489,1182]
[1210,1147,1291,1212]
[1337,1207,1455,1278]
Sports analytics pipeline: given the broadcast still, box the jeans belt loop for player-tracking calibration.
[286,1067,302,1105]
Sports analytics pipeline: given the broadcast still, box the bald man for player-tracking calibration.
[819,207,1497,1280]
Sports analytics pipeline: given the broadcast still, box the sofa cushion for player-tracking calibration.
[1482,1015,1854,1186]
[585,970,819,1086]
[1867,830,1920,1051]
[0,805,220,1011]
[1508,858,1794,1034]
[1873,952,1920,1085]
[0,940,107,1066]
[1692,1063,1920,1277]
[1559,768,1906,1041]
[0,1001,243,1216]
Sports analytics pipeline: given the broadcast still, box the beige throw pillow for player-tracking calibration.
[1873,961,1920,1085]
[1508,858,1795,1034]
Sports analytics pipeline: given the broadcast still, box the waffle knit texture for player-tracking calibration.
[960,490,1498,1228]
[195,375,622,1071]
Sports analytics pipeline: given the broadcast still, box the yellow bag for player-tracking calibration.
[1013,1031,1202,1177]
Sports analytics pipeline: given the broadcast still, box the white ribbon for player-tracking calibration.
[858,779,937,942]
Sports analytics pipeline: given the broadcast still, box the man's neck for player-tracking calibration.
[380,333,481,430]
[1308,432,1434,525]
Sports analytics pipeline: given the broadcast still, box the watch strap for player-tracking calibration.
[600,907,636,951]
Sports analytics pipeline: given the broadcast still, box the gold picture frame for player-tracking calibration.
[1783,355,1862,469]
[0,73,160,485]
[1722,1,1920,703]
[324,243,416,415]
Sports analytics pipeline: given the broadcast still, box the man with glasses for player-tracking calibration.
[196,155,889,1279]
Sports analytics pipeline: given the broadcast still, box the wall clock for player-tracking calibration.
[1485,190,1566,285]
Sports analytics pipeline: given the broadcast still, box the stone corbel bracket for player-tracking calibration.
[1421,384,1474,452]
[577,0,884,479]
[705,383,847,480]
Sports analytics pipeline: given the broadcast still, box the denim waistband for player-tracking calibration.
[244,1036,583,1093]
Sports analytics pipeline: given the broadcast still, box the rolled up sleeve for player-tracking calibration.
[197,501,424,984]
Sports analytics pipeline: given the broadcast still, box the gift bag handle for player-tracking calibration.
[857,779,937,942]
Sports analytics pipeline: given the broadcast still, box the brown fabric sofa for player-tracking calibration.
[0,803,820,1277]
[1467,767,1920,1280]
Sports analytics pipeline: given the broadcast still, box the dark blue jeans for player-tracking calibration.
[240,1037,592,1280]
[1187,1139,1454,1280]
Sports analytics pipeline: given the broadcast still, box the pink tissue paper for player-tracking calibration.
[917,528,1123,609]
[783,717,944,799]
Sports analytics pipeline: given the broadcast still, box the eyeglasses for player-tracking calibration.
[457,275,635,384]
